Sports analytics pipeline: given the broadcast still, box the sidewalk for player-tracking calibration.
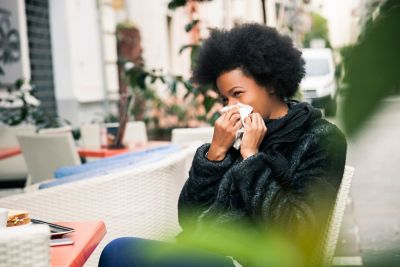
[331,95,400,267]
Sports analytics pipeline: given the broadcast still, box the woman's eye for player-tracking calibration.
[220,97,228,105]
[233,92,242,97]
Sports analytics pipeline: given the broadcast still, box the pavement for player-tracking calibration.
[329,95,400,267]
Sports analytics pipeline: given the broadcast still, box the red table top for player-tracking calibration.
[0,141,169,160]
[50,221,106,267]
[78,141,169,158]
[0,147,21,160]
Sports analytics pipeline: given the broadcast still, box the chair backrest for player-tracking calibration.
[80,124,102,149]
[316,166,355,267]
[0,125,36,147]
[0,126,35,181]
[17,132,81,184]
[123,121,148,145]
[38,126,73,135]
[171,127,214,145]
[0,224,50,267]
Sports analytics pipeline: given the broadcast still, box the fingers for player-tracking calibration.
[245,113,267,131]
[233,119,242,131]
[225,107,240,120]
[244,116,251,129]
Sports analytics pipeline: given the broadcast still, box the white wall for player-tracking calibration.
[314,0,361,48]
[0,0,30,86]
[121,0,265,78]
[49,0,118,125]
[124,0,170,72]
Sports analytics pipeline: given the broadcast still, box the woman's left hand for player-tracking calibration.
[240,113,267,160]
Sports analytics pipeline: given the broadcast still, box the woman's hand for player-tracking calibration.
[240,113,267,160]
[207,107,242,161]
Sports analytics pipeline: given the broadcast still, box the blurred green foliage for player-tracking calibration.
[302,12,331,48]
[341,1,400,136]
[0,77,77,137]
[145,221,305,267]
[167,0,213,10]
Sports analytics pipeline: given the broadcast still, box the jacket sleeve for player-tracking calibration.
[229,125,347,242]
[178,143,237,229]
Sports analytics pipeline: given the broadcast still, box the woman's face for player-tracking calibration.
[216,68,274,119]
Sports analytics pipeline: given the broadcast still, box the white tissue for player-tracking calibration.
[220,103,253,149]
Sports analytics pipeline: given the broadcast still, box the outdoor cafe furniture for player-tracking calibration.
[40,144,181,190]
[80,121,148,150]
[0,221,106,267]
[0,145,196,266]
[0,125,35,184]
[17,132,81,185]
[0,147,22,160]
[50,221,106,267]
[171,127,214,145]
[0,224,50,267]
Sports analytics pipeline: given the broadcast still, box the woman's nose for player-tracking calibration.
[228,99,238,106]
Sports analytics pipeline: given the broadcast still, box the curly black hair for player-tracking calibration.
[191,23,305,99]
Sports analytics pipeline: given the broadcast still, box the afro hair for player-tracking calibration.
[191,23,305,99]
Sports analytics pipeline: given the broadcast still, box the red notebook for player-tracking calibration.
[50,221,106,267]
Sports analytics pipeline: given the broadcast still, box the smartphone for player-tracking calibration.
[31,219,75,238]
[50,237,74,247]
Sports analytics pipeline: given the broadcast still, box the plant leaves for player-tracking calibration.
[341,6,400,137]
[203,95,216,113]
[167,0,187,10]
[184,19,199,32]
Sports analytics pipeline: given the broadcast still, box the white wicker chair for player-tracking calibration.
[16,133,81,185]
[171,127,213,175]
[123,121,148,145]
[171,127,214,145]
[313,166,355,267]
[0,126,35,184]
[0,146,195,266]
[0,224,50,267]
[38,126,73,135]
[80,124,102,149]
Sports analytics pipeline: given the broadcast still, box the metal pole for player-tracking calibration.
[261,0,267,25]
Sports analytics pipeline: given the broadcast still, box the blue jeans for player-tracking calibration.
[99,237,235,267]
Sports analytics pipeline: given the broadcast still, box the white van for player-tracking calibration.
[300,48,337,116]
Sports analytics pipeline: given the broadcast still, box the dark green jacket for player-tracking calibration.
[177,101,347,266]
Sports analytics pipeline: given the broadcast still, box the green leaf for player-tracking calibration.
[138,72,148,90]
[170,80,177,95]
[208,111,220,125]
[190,45,200,70]
[167,0,187,10]
[183,80,194,92]
[179,44,195,54]
[341,6,400,137]
[14,78,24,89]
[184,19,199,32]
[203,95,216,113]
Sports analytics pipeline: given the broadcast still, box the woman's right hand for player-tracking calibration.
[207,107,242,161]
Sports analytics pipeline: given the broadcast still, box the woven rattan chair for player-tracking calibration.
[0,146,195,266]
[313,166,355,267]
[16,133,81,185]
[171,127,214,145]
[0,224,50,267]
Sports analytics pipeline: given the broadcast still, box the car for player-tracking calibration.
[300,48,338,117]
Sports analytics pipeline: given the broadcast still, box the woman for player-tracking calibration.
[100,23,347,267]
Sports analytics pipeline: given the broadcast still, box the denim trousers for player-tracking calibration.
[99,237,236,267]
